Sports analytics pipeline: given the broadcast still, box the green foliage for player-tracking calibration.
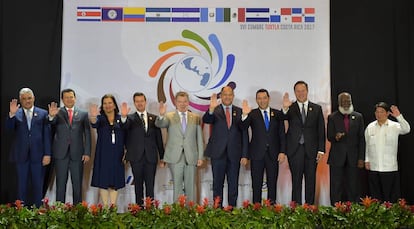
[0,197,413,228]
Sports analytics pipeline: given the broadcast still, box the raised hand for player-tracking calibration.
[159,102,167,116]
[89,104,100,117]
[120,102,130,117]
[282,92,292,109]
[48,102,59,117]
[242,99,251,115]
[9,99,20,115]
[389,105,401,117]
[209,93,219,112]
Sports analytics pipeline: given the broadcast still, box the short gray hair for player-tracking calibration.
[19,88,34,97]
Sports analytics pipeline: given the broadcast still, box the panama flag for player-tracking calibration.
[280,8,292,23]
[245,8,269,23]
[145,8,171,22]
[269,8,281,22]
[77,7,101,21]
[171,8,200,22]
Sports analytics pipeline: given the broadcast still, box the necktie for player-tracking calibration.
[225,106,231,129]
[299,103,305,144]
[264,110,270,131]
[26,109,32,130]
[141,113,146,132]
[301,103,306,124]
[68,109,73,125]
[344,114,350,132]
[181,112,186,133]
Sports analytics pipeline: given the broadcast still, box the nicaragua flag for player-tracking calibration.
[77,7,101,21]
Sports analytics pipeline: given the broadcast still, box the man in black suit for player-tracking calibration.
[241,89,286,204]
[121,92,164,205]
[203,86,249,207]
[48,88,91,204]
[282,81,325,204]
[327,92,365,205]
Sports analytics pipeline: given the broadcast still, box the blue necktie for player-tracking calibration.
[264,110,270,131]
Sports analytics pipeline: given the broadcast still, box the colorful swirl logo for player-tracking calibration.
[148,29,236,111]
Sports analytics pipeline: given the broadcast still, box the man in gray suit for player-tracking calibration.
[155,91,204,202]
[48,88,91,204]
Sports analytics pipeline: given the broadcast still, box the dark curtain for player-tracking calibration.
[1,0,414,204]
[331,0,414,202]
[0,1,62,203]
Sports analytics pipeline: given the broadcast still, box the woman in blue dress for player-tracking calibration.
[89,94,125,206]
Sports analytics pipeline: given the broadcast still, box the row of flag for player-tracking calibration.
[77,7,316,23]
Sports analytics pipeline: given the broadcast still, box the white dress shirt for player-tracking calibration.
[365,115,410,172]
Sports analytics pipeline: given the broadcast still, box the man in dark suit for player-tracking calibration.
[203,86,249,207]
[48,88,91,204]
[282,81,325,204]
[6,88,51,207]
[327,92,365,205]
[241,89,286,204]
[121,92,164,205]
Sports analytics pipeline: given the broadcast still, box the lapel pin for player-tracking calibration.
[351,115,355,120]
[271,112,275,117]
[34,113,38,117]
[309,107,313,111]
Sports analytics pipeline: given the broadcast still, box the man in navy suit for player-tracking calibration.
[121,92,164,205]
[6,88,51,207]
[241,89,286,204]
[283,81,325,204]
[327,92,365,205]
[48,88,91,204]
[203,86,249,207]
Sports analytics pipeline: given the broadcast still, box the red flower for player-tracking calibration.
[213,196,221,209]
[164,205,171,215]
[410,205,414,213]
[42,197,49,208]
[289,201,297,211]
[144,197,153,210]
[361,196,375,208]
[154,199,160,209]
[128,203,141,215]
[64,202,73,210]
[202,197,209,207]
[243,200,250,209]
[223,205,233,212]
[399,199,407,208]
[14,200,23,210]
[383,201,392,209]
[263,199,271,208]
[178,194,186,208]
[81,201,89,208]
[89,204,98,215]
[274,204,283,213]
[196,205,205,214]
[188,201,195,208]
[253,202,262,210]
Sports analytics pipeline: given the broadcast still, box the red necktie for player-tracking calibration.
[68,109,73,125]
[225,106,231,128]
[344,114,350,132]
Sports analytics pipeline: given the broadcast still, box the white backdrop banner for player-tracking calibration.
[47,0,331,212]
